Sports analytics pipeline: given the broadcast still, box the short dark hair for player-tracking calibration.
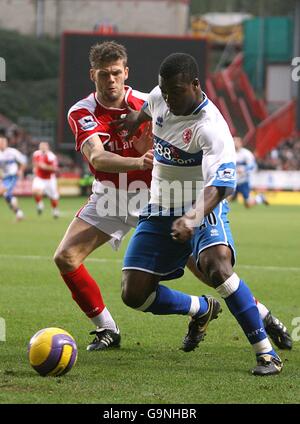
[0,127,7,137]
[89,41,128,69]
[159,53,199,83]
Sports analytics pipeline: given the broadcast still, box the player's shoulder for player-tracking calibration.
[8,147,21,155]
[47,151,57,161]
[241,147,254,156]
[145,86,164,109]
[126,86,148,102]
[149,85,161,99]
[125,86,148,111]
[196,99,232,143]
[68,92,97,118]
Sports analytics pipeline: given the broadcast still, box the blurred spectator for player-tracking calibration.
[257,138,300,170]
[93,19,118,34]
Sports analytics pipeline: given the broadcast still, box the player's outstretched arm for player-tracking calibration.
[82,134,153,172]
[111,107,152,141]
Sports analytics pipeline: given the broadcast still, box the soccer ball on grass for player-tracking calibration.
[28,327,77,377]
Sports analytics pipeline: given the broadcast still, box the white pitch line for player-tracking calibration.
[238,264,300,272]
[0,254,122,263]
[0,254,299,271]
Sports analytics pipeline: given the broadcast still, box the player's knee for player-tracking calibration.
[53,247,78,273]
[199,247,233,287]
[121,271,149,309]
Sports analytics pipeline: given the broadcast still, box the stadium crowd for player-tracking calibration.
[257,137,300,171]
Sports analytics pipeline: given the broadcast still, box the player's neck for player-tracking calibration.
[185,92,204,116]
[96,91,126,109]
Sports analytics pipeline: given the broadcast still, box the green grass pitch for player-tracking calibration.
[0,197,299,404]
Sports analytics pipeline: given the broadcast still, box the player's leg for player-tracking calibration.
[54,216,120,350]
[242,182,269,208]
[253,192,269,206]
[3,176,24,220]
[192,202,282,375]
[186,256,213,287]
[47,177,60,219]
[238,182,255,208]
[255,299,292,350]
[32,177,45,215]
[186,256,292,350]
[121,213,221,328]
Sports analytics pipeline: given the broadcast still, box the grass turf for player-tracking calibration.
[0,197,299,404]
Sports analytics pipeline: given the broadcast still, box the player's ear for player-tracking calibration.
[124,67,129,81]
[192,78,200,89]
[90,69,96,82]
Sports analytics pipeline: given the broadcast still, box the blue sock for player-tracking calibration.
[224,280,276,356]
[145,285,208,316]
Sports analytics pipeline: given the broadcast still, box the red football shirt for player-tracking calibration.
[32,150,58,179]
[68,86,152,189]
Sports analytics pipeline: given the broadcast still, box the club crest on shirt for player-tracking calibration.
[182,128,193,144]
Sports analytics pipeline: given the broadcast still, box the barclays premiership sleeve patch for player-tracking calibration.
[212,162,236,188]
[78,115,98,131]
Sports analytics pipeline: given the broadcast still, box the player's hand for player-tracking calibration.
[111,107,141,140]
[171,215,195,243]
[138,149,154,170]
[131,122,153,153]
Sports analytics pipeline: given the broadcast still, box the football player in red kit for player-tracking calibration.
[54,41,153,351]
[32,142,60,218]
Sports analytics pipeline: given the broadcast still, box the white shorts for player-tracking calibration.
[32,176,59,200]
[76,181,150,250]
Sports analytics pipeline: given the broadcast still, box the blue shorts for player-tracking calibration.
[235,182,250,200]
[123,200,236,281]
[2,175,18,200]
[123,211,192,280]
[192,200,236,270]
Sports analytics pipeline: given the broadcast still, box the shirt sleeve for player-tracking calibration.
[198,124,236,191]
[14,149,27,165]
[68,107,110,152]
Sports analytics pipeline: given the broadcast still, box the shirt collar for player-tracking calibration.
[191,92,208,115]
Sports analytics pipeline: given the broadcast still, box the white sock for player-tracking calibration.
[255,299,269,320]
[38,201,44,209]
[189,296,200,316]
[11,196,18,208]
[255,194,263,204]
[90,307,118,333]
[252,338,274,355]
